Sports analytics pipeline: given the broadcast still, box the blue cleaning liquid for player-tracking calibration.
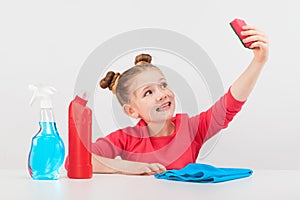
[28,122,65,180]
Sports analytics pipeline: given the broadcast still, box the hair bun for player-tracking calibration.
[99,71,120,92]
[135,54,152,65]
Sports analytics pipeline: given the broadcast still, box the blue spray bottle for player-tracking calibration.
[28,84,65,180]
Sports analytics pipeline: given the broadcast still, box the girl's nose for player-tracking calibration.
[156,89,168,102]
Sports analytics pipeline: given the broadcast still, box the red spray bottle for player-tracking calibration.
[67,92,92,179]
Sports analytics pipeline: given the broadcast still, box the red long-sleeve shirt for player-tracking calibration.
[92,88,245,170]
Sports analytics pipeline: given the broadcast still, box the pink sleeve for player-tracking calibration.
[92,130,126,158]
[190,87,246,143]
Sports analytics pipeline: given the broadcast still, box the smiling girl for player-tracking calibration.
[91,25,269,175]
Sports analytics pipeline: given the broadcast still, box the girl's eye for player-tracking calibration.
[161,82,168,88]
[144,90,152,97]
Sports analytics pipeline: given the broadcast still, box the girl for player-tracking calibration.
[92,25,269,175]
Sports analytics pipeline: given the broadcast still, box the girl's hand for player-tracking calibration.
[92,154,166,175]
[241,25,269,64]
[119,162,167,176]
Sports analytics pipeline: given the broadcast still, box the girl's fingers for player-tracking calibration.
[151,163,166,171]
[143,163,166,175]
[242,25,257,30]
[241,29,265,37]
[243,35,268,44]
[149,163,160,172]
[149,163,166,172]
[242,25,267,36]
[142,166,152,175]
[134,163,167,175]
[249,41,268,49]
[157,163,167,171]
[240,25,268,45]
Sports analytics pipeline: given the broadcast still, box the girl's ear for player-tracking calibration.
[123,104,139,118]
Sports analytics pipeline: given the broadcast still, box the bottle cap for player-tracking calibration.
[29,84,56,108]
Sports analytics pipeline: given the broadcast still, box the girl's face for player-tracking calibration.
[125,69,175,124]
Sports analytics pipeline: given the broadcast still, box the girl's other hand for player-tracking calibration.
[241,25,269,64]
[92,154,166,175]
[120,162,167,176]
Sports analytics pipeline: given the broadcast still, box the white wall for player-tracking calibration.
[0,0,299,170]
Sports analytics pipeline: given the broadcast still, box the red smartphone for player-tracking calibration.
[230,18,253,48]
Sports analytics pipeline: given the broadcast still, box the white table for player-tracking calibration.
[1,169,299,200]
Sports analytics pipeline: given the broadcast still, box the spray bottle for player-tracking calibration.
[28,84,65,180]
[67,92,92,179]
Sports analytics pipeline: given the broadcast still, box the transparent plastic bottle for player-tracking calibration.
[28,84,65,180]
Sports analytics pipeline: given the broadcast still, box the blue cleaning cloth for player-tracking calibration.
[154,163,253,183]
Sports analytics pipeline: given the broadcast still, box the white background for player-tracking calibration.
[0,0,299,170]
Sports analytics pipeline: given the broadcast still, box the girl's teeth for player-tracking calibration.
[156,102,171,112]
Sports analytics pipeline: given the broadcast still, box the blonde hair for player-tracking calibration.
[99,54,163,105]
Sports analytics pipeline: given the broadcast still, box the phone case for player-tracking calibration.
[230,18,253,48]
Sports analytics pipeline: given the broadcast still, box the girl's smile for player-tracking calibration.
[156,101,172,112]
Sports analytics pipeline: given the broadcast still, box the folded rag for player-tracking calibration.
[154,163,253,183]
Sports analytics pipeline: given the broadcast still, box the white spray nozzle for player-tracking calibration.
[29,84,57,108]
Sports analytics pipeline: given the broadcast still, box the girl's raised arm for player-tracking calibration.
[230,25,269,101]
